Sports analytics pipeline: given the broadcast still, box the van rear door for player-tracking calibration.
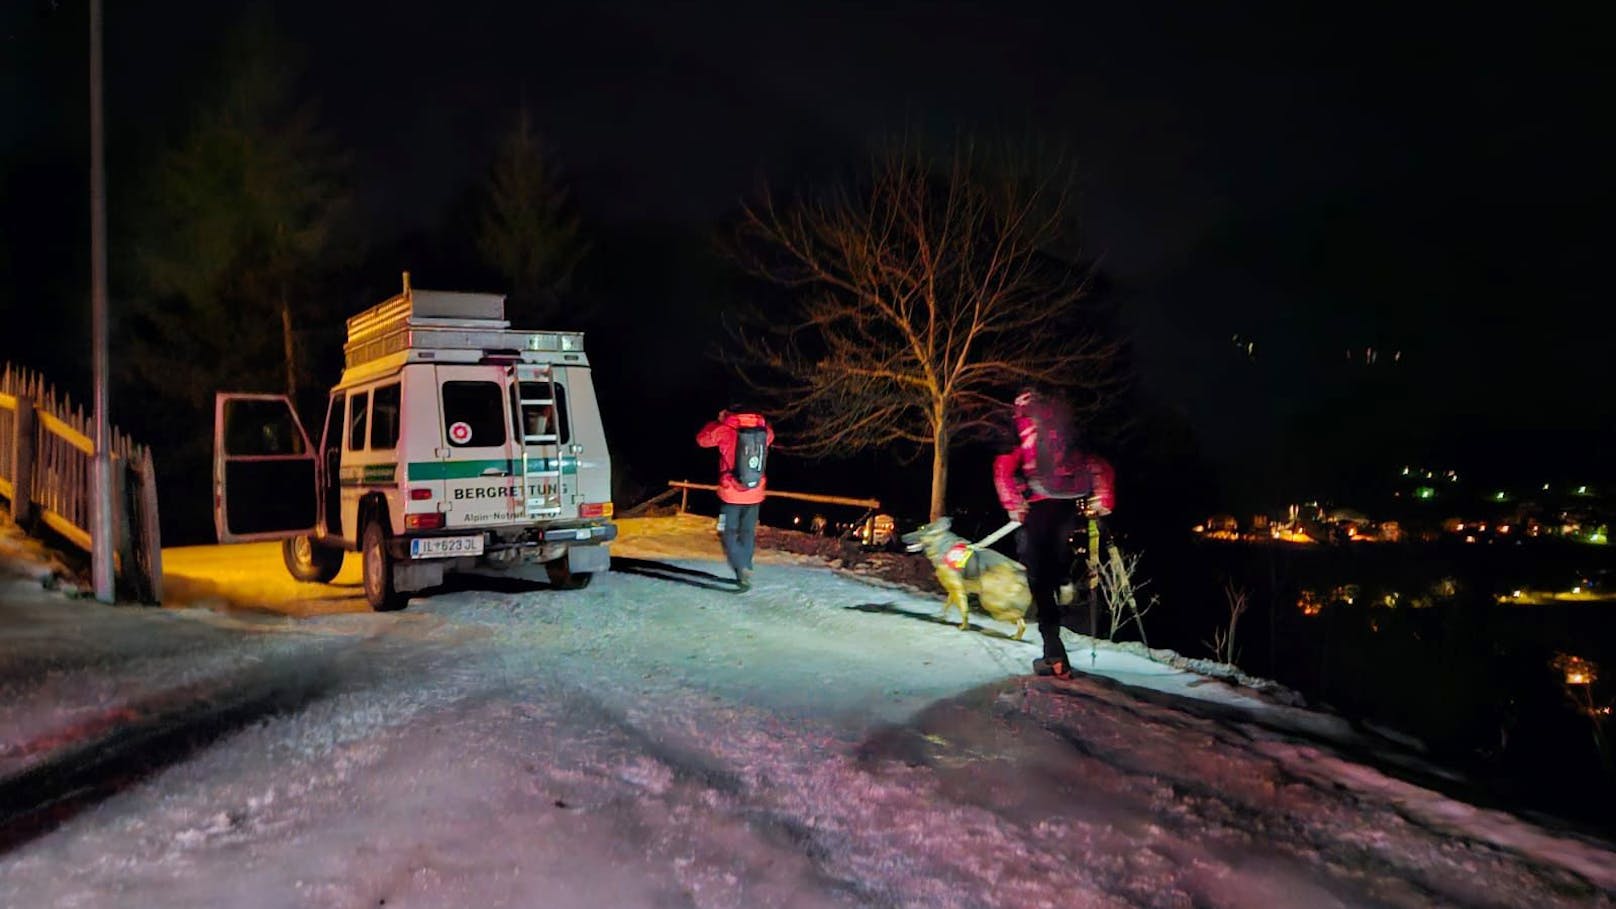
[431,366,520,529]
[556,367,611,514]
[212,393,318,543]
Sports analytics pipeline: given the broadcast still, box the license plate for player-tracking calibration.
[409,535,484,559]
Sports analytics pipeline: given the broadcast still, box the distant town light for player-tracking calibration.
[1414,486,1435,500]
[1553,654,1598,688]
[1493,491,1508,502]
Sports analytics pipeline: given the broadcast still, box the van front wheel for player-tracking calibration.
[362,520,407,611]
[283,535,343,584]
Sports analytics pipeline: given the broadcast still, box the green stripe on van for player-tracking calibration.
[407,458,579,480]
[338,464,398,486]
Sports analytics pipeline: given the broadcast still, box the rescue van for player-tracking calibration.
[212,273,616,610]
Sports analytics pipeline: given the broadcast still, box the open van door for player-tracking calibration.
[213,393,318,543]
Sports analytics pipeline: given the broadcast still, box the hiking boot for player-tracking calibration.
[735,569,753,591]
[1032,657,1075,681]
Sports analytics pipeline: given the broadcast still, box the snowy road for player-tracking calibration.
[1,516,1613,908]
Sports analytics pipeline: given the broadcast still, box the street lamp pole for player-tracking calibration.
[89,0,115,603]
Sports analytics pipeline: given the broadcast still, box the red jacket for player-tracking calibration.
[696,411,774,505]
[993,418,1115,519]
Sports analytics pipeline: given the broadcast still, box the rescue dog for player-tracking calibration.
[901,517,1032,640]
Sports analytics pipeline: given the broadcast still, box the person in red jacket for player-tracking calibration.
[696,405,775,590]
[993,389,1115,680]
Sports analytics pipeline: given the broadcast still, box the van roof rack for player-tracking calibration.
[343,272,585,373]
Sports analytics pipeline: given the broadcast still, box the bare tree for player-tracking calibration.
[729,141,1117,519]
[1209,581,1250,667]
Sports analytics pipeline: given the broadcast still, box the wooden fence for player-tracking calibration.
[0,364,163,603]
[662,480,883,541]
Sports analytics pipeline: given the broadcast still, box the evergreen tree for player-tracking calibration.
[477,109,586,327]
[125,11,348,419]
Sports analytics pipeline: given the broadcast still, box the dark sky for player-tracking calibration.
[4,1,1612,508]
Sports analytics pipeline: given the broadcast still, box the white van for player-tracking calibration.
[212,274,615,610]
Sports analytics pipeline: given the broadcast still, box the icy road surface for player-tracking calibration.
[1,515,1613,908]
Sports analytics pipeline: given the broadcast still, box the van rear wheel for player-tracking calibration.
[283,535,343,584]
[362,519,407,611]
[546,559,592,590]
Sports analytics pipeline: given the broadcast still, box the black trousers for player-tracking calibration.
[718,502,760,577]
[1018,498,1079,664]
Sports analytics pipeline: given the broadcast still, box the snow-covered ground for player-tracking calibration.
[1,513,1613,907]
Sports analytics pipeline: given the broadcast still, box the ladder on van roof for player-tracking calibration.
[514,364,563,519]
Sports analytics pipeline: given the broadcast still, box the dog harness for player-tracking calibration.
[943,542,982,579]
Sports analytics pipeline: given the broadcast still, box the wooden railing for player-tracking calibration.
[663,480,882,540]
[665,480,880,513]
[0,364,162,602]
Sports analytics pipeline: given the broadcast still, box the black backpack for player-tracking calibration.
[732,424,769,489]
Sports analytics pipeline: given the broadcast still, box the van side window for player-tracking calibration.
[370,383,401,450]
[347,390,370,452]
[442,381,507,447]
[513,381,571,445]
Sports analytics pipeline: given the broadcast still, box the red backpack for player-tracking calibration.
[1024,403,1093,500]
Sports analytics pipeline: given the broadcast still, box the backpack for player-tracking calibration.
[1025,409,1092,500]
[731,423,769,489]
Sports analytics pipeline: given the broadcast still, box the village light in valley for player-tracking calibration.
[1553,654,1597,688]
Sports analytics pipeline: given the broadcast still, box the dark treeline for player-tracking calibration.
[4,10,1171,547]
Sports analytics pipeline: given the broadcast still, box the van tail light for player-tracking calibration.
[409,488,433,501]
[580,502,613,519]
[406,513,445,530]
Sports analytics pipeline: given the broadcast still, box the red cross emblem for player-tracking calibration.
[449,421,473,444]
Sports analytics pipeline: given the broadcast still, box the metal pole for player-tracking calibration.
[90,0,115,603]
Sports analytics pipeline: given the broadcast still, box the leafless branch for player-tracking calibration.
[726,140,1120,516]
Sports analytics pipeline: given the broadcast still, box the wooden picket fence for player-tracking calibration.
[0,363,163,602]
